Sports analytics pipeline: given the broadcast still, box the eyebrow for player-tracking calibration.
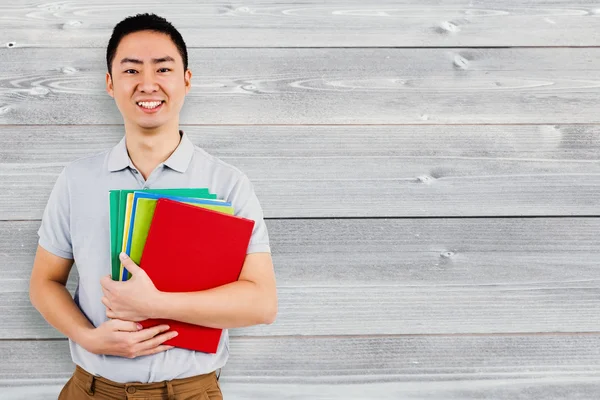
[120,56,176,65]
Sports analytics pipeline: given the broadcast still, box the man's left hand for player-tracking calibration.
[100,252,161,322]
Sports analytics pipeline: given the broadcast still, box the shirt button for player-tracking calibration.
[132,170,138,174]
[127,386,136,394]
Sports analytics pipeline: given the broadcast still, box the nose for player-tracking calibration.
[137,68,159,93]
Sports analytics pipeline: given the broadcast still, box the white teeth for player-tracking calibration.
[137,101,162,109]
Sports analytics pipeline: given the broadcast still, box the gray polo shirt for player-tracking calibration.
[37,130,271,383]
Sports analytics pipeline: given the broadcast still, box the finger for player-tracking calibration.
[135,330,179,354]
[111,319,143,332]
[100,275,114,291]
[136,345,175,358]
[133,324,172,342]
[119,252,142,275]
[106,309,117,319]
[101,296,111,309]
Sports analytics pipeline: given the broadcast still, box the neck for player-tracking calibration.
[123,123,182,180]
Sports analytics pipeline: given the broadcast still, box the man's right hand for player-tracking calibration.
[83,319,178,358]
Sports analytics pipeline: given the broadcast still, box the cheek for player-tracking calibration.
[112,88,131,103]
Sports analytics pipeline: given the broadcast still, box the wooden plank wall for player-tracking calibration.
[1,1,600,398]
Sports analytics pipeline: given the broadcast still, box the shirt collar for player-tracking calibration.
[107,130,194,173]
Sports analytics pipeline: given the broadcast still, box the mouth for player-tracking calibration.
[136,100,165,113]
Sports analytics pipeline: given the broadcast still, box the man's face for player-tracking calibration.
[106,30,191,131]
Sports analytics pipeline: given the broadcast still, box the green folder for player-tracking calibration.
[126,198,234,280]
[109,190,121,279]
[109,188,216,280]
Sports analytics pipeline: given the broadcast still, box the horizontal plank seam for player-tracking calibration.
[4,216,600,223]
[4,332,600,341]
[7,46,600,49]
[5,122,600,127]
[6,372,600,388]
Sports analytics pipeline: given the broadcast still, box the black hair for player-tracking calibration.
[106,13,188,77]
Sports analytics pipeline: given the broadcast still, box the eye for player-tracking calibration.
[123,68,170,74]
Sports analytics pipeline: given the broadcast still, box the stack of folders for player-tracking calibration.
[108,188,255,353]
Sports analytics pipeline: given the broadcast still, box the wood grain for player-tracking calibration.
[1,334,599,382]
[5,378,600,400]
[2,48,600,125]
[2,125,600,219]
[4,218,599,338]
[2,2,599,397]
[6,378,600,400]
[5,286,600,339]
[1,1,599,47]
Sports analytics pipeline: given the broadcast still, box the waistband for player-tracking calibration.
[73,364,219,399]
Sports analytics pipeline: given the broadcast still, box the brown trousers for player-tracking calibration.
[58,365,223,399]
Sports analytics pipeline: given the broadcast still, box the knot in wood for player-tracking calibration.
[30,87,50,96]
[62,20,82,30]
[440,21,460,33]
[453,55,469,70]
[417,175,435,184]
[62,67,78,74]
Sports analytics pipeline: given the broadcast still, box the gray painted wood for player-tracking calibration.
[5,286,600,338]
[6,218,600,287]
[4,218,599,338]
[3,125,600,164]
[2,1,600,47]
[3,379,600,400]
[4,378,600,400]
[2,335,600,382]
[2,125,600,219]
[2,48,600,125]
[2,1,599,397]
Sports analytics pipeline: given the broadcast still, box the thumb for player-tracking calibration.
[111,318,143,332]
[120,252,142,275]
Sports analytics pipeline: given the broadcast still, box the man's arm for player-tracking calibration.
[29,245,95,343]
[30,245,177,358]
[103,252,278,329]
[156,252,278,328]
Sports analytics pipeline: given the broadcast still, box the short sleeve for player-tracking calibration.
[37,167,74,259]
[227,174,271,254]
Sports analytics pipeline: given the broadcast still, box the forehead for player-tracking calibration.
[116,31,180,62]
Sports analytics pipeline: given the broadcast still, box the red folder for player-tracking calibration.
[138,197,255,353]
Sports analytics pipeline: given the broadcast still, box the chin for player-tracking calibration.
[135,122,166,130]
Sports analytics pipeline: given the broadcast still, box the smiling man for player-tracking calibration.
[29,13,277,400]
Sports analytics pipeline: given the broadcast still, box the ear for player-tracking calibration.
[106,72,114,98]
[184,68,192,95]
